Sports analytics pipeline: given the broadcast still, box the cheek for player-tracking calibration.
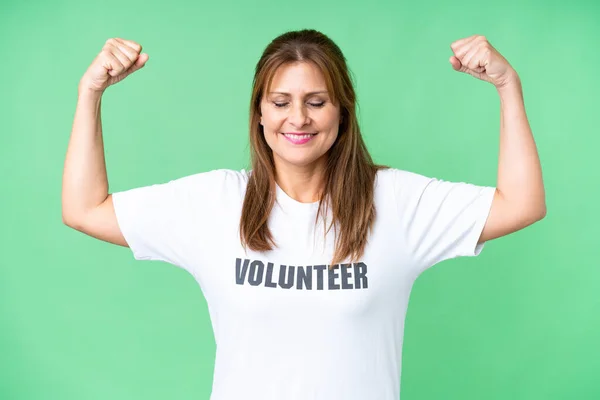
[261,115,282,130]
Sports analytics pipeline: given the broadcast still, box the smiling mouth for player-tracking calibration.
[280,132,318,138]
[280,132,318,144]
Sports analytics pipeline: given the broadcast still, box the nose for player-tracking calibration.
[288,103,310,127]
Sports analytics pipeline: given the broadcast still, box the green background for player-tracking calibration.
[1,0,598,398]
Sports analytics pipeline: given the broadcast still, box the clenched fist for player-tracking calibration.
[79,38,149,93]
[448,35,516,89]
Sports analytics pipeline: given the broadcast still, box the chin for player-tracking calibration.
[273,151,328,169]
[279,156,316,168]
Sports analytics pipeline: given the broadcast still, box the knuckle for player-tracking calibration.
[103,39,115,51]
[100,48,111,58]
[121,47,137,63]
[120,39,141,53]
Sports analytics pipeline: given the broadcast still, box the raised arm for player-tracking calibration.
[448,35,546,244]
[62,38,149,246]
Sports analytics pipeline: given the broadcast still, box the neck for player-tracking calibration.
[274,157,327,203]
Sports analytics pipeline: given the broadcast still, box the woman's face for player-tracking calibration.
[260,62,342,171]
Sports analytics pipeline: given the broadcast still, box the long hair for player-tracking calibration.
[240,29,389,269]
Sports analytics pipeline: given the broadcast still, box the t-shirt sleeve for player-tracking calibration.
[392,168,496,272]
[111,171,219,272]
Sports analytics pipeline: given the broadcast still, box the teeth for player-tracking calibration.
[284,134,314,139]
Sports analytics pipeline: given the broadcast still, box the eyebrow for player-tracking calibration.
[268,91,329,96]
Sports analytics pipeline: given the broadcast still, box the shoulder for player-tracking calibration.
[373,167,425,213]
[171,168,250,189]
[376,166,492,199]
[374,167,465,214]
[375,167,434,192]
[169,168,250,201]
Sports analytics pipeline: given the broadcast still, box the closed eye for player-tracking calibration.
[274,102,326,108]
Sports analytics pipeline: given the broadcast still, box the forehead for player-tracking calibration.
[266,61,328,93]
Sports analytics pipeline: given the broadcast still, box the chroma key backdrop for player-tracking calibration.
[1,0,599,399]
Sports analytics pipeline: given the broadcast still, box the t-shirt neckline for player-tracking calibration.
[275,182,320,214]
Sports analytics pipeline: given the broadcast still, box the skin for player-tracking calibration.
[258,34,546,245]
[62,35,545,251]
[447,35,546,244]
[259,61,343,204]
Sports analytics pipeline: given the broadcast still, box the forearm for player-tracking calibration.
[62,86,109,225]
[495,72,546,219]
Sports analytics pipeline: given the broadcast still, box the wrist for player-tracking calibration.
[78,84,103,100]
[78,77,105,97]
[495,69,521,93]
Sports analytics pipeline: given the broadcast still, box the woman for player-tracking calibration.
[62,29,546,400]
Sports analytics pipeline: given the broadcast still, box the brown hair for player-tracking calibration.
[239,29,389,269]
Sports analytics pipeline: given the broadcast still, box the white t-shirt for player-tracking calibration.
[111,167,496,400]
